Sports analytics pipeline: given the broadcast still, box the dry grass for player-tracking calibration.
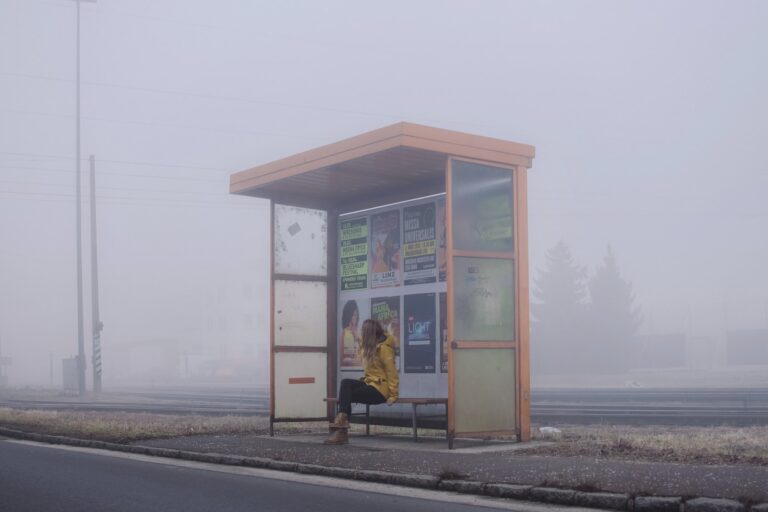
[528,424,768,465]
[0,408,269,443]
[2,408,766,466]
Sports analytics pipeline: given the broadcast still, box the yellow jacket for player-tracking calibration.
[362,334,399,400]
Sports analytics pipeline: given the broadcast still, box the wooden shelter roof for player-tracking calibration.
[229,122,535,210]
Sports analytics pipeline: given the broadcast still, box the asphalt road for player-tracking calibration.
[4,387,768,425]
[0,437,576,512]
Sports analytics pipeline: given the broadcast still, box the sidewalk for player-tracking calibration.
[137,430,768,503]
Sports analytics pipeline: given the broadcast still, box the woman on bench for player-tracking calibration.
[325,319,399,445]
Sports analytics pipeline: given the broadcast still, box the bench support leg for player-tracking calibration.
[366,404,370,436]
[411,403,418,441]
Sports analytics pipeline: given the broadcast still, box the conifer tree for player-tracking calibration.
[587,246,643,372]
[531,241,589,374]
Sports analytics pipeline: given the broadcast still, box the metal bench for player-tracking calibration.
[325,397,450,447]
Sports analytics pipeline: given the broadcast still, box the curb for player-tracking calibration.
[1,427,766,511]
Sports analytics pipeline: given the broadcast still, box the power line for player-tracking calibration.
[3,70,519,135]
[0,150,231,173]
[0,189,266,209]
[0,194,264,210]
[0,107,327,142]
[0,164,226,183]
[0,71,395,120]
[0,178,235,198]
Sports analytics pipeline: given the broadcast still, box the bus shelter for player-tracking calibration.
[230,123,535,443]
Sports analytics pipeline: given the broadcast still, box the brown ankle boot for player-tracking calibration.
[329,412,349,429]
[323,428,348,445]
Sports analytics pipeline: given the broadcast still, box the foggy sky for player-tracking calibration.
[1,0,766,386]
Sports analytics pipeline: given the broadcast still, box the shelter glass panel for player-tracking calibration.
[274,204,327,276]
[453,257,515,341]
[451,160,514,252]
[453,348,516,433]
[274,352,327,418]
[275,280,327,347]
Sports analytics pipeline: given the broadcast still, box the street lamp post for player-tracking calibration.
[71,0,96,396]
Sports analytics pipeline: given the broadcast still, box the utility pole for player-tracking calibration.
[70,0,97,396]
[0,332,10,388]
[90,155,103,393]
[74,0,86,396]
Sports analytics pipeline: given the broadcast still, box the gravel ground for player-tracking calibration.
[138,431,768,501]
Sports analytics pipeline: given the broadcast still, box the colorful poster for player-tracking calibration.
[452,161,514,252]
[439,292,448,373]
[371,296,401,369]
[339,299,369,369]
[370,210,400,288]
[437,198,447,282]
[403,203,437,285]
[340,217,368,291]
[403,293,436,373]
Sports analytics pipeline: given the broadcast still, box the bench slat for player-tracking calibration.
[325,397,446,404]
[323,396,450,447]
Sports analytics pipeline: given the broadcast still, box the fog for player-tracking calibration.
[0,0,766,389]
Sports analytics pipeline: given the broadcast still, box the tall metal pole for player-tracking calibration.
[75,0,86,396]
[89,155,103,393]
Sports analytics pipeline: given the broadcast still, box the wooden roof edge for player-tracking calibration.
[229,122,535,194]
[230,123,406,190]
[399,122,535,160]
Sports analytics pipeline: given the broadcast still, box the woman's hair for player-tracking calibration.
[341,300,358,328]
[359,319,385,366]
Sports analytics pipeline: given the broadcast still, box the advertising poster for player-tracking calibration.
[371,296,401,369]
[403,203,437,285]
[439,292,448,373]
[339,299,370,370]
[340,217,368,291]
[452,161,514,252]
[403,293,436,373]
[437,198,447,282]
[475,193,514,250]
[370,210,401,288]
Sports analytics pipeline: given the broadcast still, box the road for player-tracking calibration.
[0,437,585,512]
[2,387,768,425]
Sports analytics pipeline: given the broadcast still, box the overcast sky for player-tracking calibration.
[1,0,766,386]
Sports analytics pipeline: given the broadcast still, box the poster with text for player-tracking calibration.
[403,203,437,285]
[371,296,401,369]
[439,292,448,373]
[370,210,400,288]
[340,217,368,291]
[339,299,369,370]
[437,198,447,282]
[404,293,436,373]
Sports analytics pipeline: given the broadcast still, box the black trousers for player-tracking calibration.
[337,378,386,415]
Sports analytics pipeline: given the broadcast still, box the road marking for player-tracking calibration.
[4,439,595,512]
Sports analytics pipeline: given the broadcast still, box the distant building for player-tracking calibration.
[727,329,768,366]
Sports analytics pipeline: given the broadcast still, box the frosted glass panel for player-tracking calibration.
[454,257,515,341]
[275,280,327,347]
[451,160,514,252]
[454,349,516,433]
[275,204,327,276]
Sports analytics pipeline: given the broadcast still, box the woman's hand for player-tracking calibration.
[386,397,397,406]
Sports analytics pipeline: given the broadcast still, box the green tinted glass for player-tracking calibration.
[451,160,514,252]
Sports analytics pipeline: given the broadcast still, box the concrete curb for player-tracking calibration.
[1,427,766,511]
